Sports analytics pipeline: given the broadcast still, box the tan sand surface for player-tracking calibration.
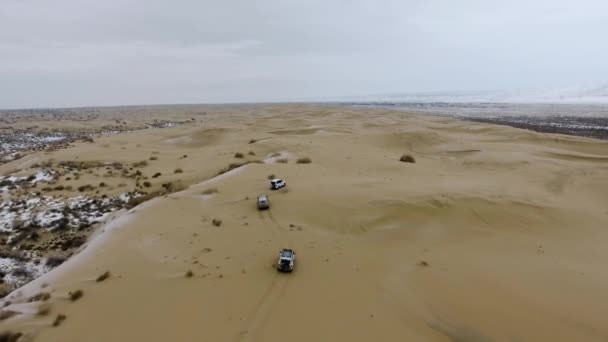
[2,104,608,341]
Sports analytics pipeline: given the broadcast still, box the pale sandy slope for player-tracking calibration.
[3,105,608,341]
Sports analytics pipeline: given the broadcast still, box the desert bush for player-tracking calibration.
[418,260,429,267]
[270,152,281,158]
[201,188,218,195]
[52,314,66,327]
[69,290,83,302]
[81,136,95,143]
[0,310,17,321]
[296,157,311,164]
[65,185,73,191]
[143,181,151,188]
[267,174,276,180]
[0,331,22,341]
[174,168,183,174]
[117,183,126,188]
[46,256,66,267]
[133,160,148,168]
[96,271,111,282]
[149,156,158,161]
[124,191,161,209]
[248,139,257,144]
[42,187,53,192]
[54,185,65,191]
[152,172,162,178]
[276,158,288,164]
[28,292,51,302]
[248,151,255,156]
[400,154,416,163]
[77,184,95,192]
[234,152,244,159]
[185,270,194,278]
[98,182,106,187]
[37,304,51,316]
[217,162,246,175]
[212,218,222,227]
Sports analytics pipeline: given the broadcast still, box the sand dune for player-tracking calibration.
[1,105,608,341]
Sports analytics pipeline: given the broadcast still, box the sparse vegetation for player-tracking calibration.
[96,271,111,282]
[0,310,17,321]
[133,160,148,168]
[0,331,23,341]
[296,157,312,164]
[249,139,257,144]
[202,188,218,195]
[418,260,429,267]
[69,289,83,301]
[124,191,162,209]
[174,168,183,174]
[77,184,95,192]
[248,151,255,156]
[185,270,194,278]
[400,154,416,163]
[149,156,158,161]
[234,152,244,158]
[98,182,106,187]
[217,160,263,175]
[28,292,51,302]
[37,304,51,316]
[152,172,162,178]
[212,218,222,227]
[143,181,151,188]
[52,314,67,327]
[54,185,65,191]
[267,174,276,180]
[276,158,288,163]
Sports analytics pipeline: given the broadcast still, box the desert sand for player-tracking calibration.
[2,104,608,341]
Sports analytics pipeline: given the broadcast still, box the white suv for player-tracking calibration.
[277,248,296,272]
[270,178,286,190]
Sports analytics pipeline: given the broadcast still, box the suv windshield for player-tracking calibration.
[281,250,292,258]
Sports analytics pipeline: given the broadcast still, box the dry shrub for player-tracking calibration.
[296,157,311,164]
[0,331,22,341]
[217,162,247,175]
[98,182,106,187]
[0,310,18,320]
[133,160,148,168]
[152,172,162,178]
[212,219,222,227]
[185,270,194,278]
[96,271,111,282]
[69,290,83,302]
[143,181,151,188]
[28,292,51,302]
[37,304,51,316]
[201,188,218,195]
[418,260,429,267]
[248,151,255,156]
[234,152,244,159]
[149,156,158,161]
[77,184,95,192]
[124,191,162,209]
[276,158,288,164]
[270,152,281,158]
[174,168,183,174]
[54,185,65,191]
[267,174,275,180]
[52,314,66,327]
[248,139,257,144]
[400,154,416,163]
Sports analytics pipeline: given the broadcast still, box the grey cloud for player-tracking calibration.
[1,0,607,108]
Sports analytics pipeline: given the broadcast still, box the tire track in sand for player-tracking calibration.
[236,209,293,342]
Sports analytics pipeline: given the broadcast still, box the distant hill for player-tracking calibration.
[324,85,608,104]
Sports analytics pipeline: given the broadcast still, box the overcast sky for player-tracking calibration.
[1,0,608,108]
